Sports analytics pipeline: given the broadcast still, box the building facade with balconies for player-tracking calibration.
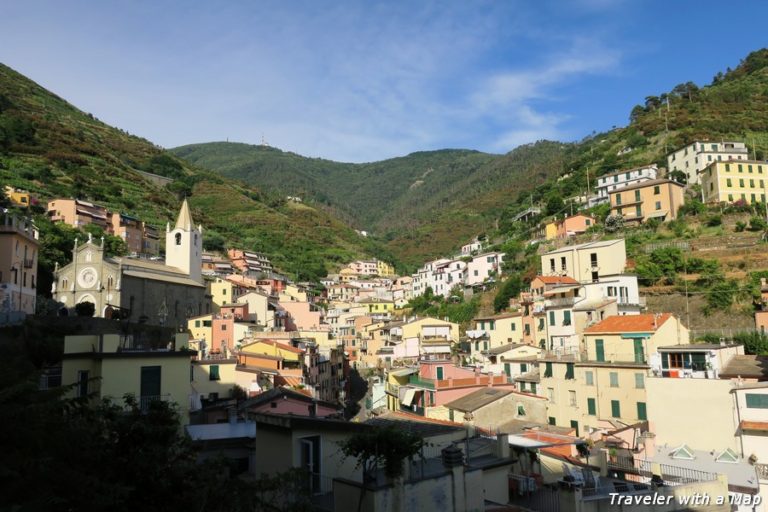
[0,213,38,320]
[667,140,749,185]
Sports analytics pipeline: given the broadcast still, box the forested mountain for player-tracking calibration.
[0,63,391,282]
[173,49,768,267]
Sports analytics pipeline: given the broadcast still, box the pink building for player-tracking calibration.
[211,316,235,354]
[220,302,249,321]
[241,387,340,417]
[280,301,326,331]
[397,360,514,415]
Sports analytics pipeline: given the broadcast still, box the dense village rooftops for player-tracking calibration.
[366,411,464,436]
[721,355,768,380]
[608,178,683,194]
[583,313,672,334]
[542,238,623,256]
[533,275,579,285]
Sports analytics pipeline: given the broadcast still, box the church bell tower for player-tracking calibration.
[165,199,203,283]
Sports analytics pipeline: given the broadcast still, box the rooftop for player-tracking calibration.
[721,355,768,380]
[444,387,514,412]
[543,238,623,255]
[365,411,465,437]
[584,313,672,334]
[533,275,579,285]
[609,178,683,194]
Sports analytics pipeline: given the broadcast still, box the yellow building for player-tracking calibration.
[609,179,685,224]
[385,367,418,411]
[359,298,395,315]
[61,332,195,424]
[4,186,31,208]
[402,317,460,342]
[209,278,237,309]
[188,314,213,342]
[191,358,238,404]
[240,338,303,363]
[540,239,626,283]
[377,260,396,277]
[544,221,558,240]
[578,313,689,430]
[471,312,524,354]
[700,160,768,204]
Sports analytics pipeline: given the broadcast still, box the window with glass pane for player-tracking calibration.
[609,372,619,387]
[635,373,644,389]
[585,371,594,386]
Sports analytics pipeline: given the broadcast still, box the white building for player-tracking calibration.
[466,252,504,286]
[667,140,749,185]
[461,240,483,255]
[590,164,658,206]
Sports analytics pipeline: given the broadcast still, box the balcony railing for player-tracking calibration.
[138,394,171,413]
[546,297,576,308]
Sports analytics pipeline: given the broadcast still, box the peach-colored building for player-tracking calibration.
[279,301,326,331]
[220,302,249,322]
[47,198,110,230]
[609,179,685,224]
[110,212,144,254]
[556,214,595,238]
[0,214,39,318]
[388,360,514,416]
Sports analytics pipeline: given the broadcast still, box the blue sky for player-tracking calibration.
[2,1,767,162]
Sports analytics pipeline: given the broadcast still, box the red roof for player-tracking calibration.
[275,375,303,387]
[520,431,577,457]
[534,276,579,285]
[584,313,673,334]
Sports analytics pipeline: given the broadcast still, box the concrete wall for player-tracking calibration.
[646,376,737,454]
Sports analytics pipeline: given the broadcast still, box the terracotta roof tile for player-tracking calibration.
[584,313,673,334]
[740,420,768,432]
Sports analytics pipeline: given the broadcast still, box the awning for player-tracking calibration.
[389,368,418,377]
[544,285,581,296]
[646,210,669,219]
[401,388,417,406]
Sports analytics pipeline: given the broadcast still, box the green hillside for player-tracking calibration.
[173,49,768,268]
[0,63,389,284]
[172,141,568,266]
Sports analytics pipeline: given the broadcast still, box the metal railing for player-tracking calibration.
[547,297,576,308]
[139,394,171,413]
[658,463,717,485]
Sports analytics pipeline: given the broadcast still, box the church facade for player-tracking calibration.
[53,200,210,327]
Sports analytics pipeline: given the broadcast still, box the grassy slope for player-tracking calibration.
[173,49,768,269]
[0,63,386,280]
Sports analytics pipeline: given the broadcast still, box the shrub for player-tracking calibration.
[735,221,747,232]
[748,216,767,231]
[75,301,95,317]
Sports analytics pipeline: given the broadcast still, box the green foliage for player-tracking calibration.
[669,170,688,185]
[338,426,423,479]
[704,279,740,314]
[545,193,565,216]
[678,198,705,217]
[749,216,767,231]
[406,289,480,325]
[604,214,624,233]
[0,62,389,282]
[701,331,768,355]
[494,275,524,313]
[736,220,747,232]
[142,153,186,179]
[74,301,95,317]
[0,322,313,511]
